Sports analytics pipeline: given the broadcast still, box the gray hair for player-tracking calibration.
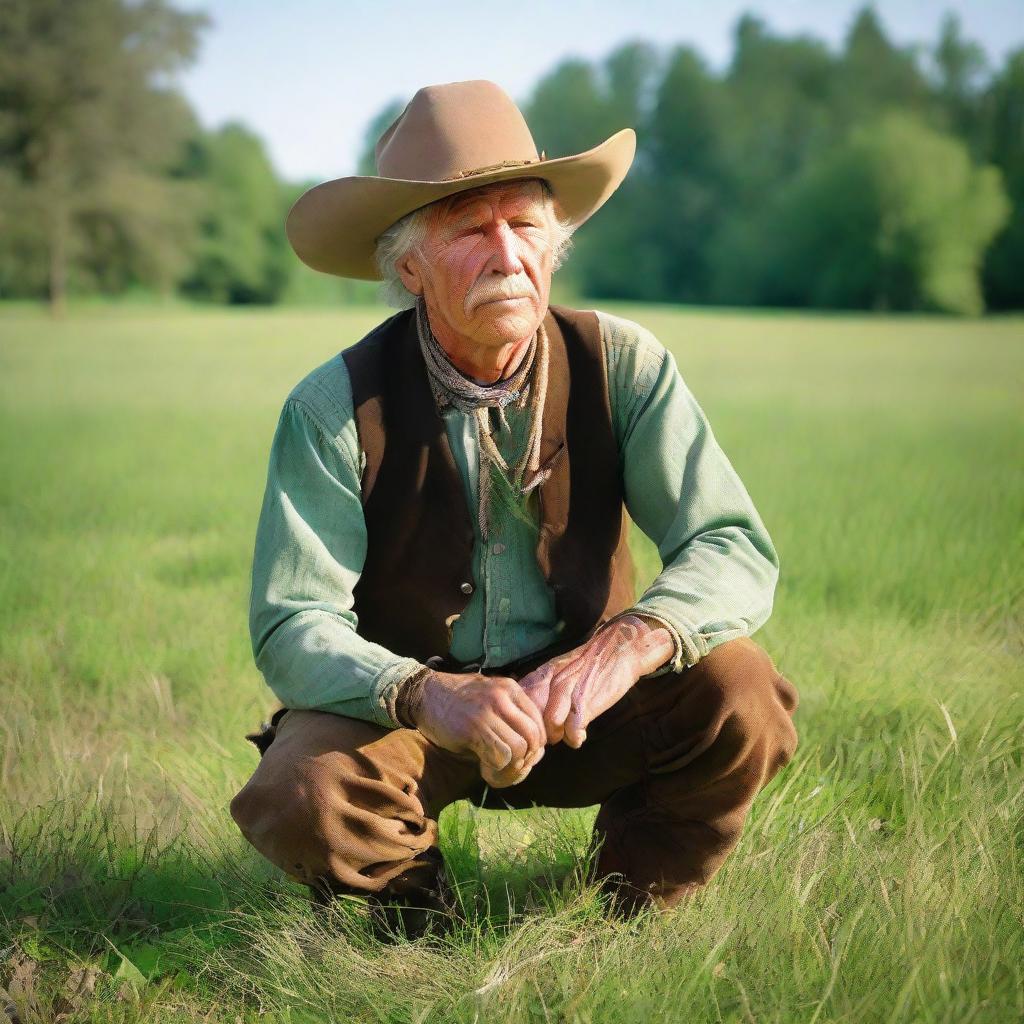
[374,178,576,310]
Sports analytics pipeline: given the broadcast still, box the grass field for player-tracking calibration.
[0,302,1021,1022]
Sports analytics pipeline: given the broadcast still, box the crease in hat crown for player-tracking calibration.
[374,80,541,183]
[284,77,637,280]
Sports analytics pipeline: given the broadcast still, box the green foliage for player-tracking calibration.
[523,42,665,302]
[833,7,931,125]
[639,46,728,302]
[932,13,991,151]
[176,123,293,305]
[713,112,1010,314]
[981,48,1024,309]
[521,7,1019,313]
[0,0,209,310]
[723,14,838,201]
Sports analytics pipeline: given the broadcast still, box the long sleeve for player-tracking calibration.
[598,312,780,675]
[249,394,425,728]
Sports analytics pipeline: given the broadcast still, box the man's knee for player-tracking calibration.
[697,636,799,774]
[650,636,798,781]
[229,759,334,885]
[228,712,442,891]
[229,779,281,865]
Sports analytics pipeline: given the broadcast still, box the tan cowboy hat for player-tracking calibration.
[285,78,636,280]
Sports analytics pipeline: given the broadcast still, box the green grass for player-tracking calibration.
[0,301,1021,1022]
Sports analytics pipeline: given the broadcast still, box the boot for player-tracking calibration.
[310,847,463,943]
[365,855,462,942]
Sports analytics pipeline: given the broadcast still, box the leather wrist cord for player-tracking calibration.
[393,666,433,729]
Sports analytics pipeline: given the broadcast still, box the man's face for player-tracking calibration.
[396,178,555,352]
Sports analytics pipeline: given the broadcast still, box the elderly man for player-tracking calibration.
[230,80,798,936]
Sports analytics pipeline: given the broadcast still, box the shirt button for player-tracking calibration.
[460,581,474,595]
[491,542,506,555]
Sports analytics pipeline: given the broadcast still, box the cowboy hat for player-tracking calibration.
[285,79,636,280]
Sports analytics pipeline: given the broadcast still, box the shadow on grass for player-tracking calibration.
[0,792,605,1018]
[0,795,296,1003]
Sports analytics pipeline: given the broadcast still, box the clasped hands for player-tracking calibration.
[409,615,675,788]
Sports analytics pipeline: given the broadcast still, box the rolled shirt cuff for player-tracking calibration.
[373,660,433,729]
[389,664,435,729]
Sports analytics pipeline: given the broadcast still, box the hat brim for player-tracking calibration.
[285,127,636,280]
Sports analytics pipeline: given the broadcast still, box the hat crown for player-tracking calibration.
[375,80,541,183]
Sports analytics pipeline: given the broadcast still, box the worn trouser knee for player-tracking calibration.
[594,637,799,907]
[229,711,444,896]
[648,636,797,786]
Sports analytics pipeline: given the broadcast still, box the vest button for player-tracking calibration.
[460,581,474,595]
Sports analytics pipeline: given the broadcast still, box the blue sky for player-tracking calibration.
[175,1,1023,183]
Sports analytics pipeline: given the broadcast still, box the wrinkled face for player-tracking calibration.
[396,178,555,351]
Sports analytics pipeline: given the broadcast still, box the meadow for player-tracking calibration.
[0,302,1021,1022]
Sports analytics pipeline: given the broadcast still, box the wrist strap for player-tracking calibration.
[393,666,433,729]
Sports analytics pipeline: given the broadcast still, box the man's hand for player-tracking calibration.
[519,615,676,748]
[408,669,547,788]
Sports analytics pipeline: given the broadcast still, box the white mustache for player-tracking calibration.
[473,280,533,305]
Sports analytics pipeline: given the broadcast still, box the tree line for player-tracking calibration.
[1,1,1021,314]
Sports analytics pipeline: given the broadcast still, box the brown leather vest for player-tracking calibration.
[341,303,635,666]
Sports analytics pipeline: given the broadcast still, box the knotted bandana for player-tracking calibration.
[415,294,549,539]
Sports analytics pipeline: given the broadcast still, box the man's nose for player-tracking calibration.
[488,223,524,277]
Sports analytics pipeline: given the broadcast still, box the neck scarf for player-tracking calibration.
[415,294,550,539]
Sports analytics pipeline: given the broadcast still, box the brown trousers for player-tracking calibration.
[229,636,798,913]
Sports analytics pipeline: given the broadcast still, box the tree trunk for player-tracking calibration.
[49,202,67,318]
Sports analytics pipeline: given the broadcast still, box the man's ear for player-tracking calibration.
[395,252,424,297]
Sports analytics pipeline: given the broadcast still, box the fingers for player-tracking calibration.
[476,647,611,755]
[504,685,546,751]
[544,662,589,744]
[482,759,531,789]
[482,680,546,768]
[518,652,578,723]
[485,711,538,766]
[563,700,588,749]
[500,709,544,769]
[518,670,551,720]
[459,669,587,788]
[471,729,515,774]
[478,696,550,784]
[491,741,544,788]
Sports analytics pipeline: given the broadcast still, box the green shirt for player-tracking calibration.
[249,309,779,728]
